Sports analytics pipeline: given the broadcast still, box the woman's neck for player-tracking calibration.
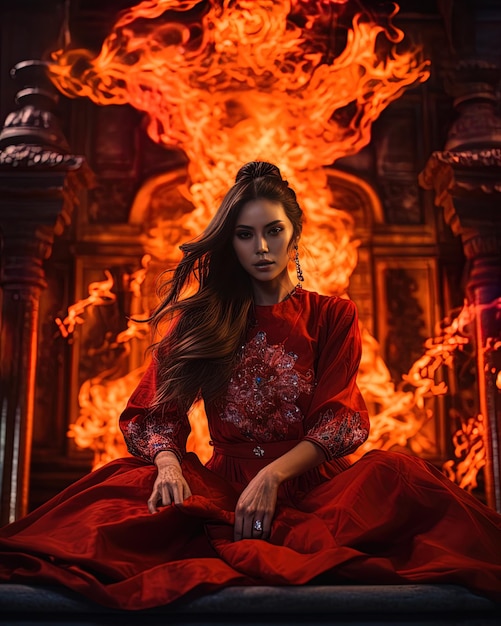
[251,276,297,306]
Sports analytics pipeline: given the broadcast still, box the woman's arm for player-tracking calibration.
[119,358,193,511]
[148,450,192,513]
[119,359,191,464]
[234,440,326,541]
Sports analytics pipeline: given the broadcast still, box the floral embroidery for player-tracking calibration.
[220,331,314,441]
[124,413,183,463]
[305,408,369,459]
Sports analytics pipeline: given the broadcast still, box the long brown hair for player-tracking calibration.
[150,161,303,412]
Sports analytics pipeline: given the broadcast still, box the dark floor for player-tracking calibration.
[0,584,500,626]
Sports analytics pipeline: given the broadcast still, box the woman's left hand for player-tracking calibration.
[234,469,280,541]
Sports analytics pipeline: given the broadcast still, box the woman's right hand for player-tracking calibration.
[148,450,192,513]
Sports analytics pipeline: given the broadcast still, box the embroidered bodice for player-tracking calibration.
[219,331,314,441]
[120,289,370,465]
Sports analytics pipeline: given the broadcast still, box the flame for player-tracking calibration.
[69,367,144,468]
[62,261,151,467]
[443,412,485,492]
[55,270,115,338]
[353,303,474,461]
[62,257,210,466]
[49,0,429,295]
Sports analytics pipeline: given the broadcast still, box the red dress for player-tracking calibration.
[0,290,500,609]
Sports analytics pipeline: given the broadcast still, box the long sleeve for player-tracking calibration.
[303,298,369,460]
[119,357,191,464]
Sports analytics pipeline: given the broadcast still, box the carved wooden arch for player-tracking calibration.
[129,166,384,228]
[325,167,384,233]
[129,167,190,227]
[324,168,383,331]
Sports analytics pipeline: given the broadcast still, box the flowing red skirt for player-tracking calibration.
[0,450,500,610]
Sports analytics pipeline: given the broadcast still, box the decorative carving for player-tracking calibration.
[0,144,83,169]
[380,179,422,225]
[88,180,137,223]
[419,149,501,203]
[384,268,428,382]
[464,236,501,260]
[428,148,501,168]
[443,60,501,151]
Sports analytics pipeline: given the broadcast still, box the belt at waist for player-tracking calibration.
[211,440,300,460]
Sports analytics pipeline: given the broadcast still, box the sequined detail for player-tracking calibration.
[221,331,314,441]
[253,445,265,457]
[124,413,183,463]
[305,408,369,459]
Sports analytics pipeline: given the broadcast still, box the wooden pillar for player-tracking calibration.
[0,60,85,525]
[420,60,501,511]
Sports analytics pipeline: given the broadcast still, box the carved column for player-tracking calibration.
[420,60,501,511]
[0,60,86,525]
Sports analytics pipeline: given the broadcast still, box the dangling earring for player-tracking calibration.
[294,245,304,283]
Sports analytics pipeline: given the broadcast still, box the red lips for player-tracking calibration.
[254,260,274,267]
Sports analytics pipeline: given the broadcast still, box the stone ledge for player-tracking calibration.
[0,584,499,616]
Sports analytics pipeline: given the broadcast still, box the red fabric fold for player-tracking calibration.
[1,451,500,609]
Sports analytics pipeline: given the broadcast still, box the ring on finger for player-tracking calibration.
[253,519,263,533]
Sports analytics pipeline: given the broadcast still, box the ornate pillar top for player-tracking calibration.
[0,58,93,272]
[443,59,501,152]
[419,58,501,260]
[0,59,84,172]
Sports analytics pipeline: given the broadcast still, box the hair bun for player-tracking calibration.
[235,161,283,183]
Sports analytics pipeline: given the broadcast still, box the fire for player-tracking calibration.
[55,271,115,338]
[69,368,144,468]
[354,303,474,460]
[49,0,429,295]
[63,266,152,468]
[62,261,213,467]
[443,412,485,492]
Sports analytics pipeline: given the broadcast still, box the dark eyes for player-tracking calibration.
[235,227,283,239]
[235,231,252,239]
[269,227,283,235]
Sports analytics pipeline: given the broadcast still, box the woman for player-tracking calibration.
[0,162,500,609]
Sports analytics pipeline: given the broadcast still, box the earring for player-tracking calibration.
[294,245,304,283]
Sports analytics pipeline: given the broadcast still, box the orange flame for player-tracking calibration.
[64,260,151,467]
[55,270,115,338]
[354,303,474,461]
[443,412,485,492]
[49,0,429,295]
[69,367,144,468]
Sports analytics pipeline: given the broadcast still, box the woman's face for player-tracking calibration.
[233,198,295,284]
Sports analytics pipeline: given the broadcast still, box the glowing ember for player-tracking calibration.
[49,0,429,294]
